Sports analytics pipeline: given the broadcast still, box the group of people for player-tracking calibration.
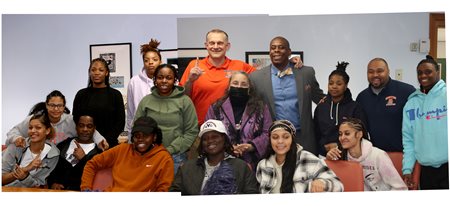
[2,28,448,193]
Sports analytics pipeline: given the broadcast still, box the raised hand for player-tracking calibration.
[188,57,204,82]
[289,56,303,69]
[73,141,86,160]
[14,136,26,147]
[99,139,109,151]
[25,151,42,172]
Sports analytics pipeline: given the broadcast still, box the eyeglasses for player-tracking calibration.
[47,104,65,109]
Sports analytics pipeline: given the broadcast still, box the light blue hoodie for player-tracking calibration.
[402,79,448,174]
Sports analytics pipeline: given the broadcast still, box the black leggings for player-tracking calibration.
[420,162,449,190]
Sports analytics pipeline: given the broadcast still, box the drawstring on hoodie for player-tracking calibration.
[330,101,340,125]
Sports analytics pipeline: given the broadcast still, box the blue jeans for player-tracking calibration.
[172,152,187,175]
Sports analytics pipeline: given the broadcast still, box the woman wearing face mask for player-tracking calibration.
[205,71,272,171]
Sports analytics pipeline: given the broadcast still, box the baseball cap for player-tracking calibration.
[131,116,158,135]
[198,119,228,137]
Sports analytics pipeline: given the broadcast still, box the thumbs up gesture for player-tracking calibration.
[73,141,86,160]
[25,150,43,172]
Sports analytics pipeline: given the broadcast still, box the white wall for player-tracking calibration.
[1,14,247,144]
[1,13,430,144]
[178,13,429,97]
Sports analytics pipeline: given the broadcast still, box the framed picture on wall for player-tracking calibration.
[245,51,304,70]
[90,42,132,96]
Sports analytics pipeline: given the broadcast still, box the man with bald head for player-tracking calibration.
[356,58,415,152]
[250,36,325,155]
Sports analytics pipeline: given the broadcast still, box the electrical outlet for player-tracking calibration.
[395,69,403,80]
[410,42,418,52]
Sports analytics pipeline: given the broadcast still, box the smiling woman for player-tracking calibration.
[134,64,199,175]
[5,90,107,149]
[170,119,259,195]
[256,120,343,193]
[2,112,59,188]
[73,58,125,148]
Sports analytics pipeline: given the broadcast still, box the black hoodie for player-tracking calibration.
[313,89,368,156]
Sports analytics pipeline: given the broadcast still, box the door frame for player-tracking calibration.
[429,13,445,58]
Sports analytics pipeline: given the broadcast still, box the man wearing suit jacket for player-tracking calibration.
[250,36,325,155]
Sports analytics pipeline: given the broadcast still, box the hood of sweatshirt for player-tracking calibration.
[348,138,372,162]
[408,79,446,100]
[53,113,72,127]
[133,144,168,158]
[150,85,185,99]
[138,67,153,84]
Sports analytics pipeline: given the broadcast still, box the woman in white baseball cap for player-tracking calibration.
[170,119,258,195]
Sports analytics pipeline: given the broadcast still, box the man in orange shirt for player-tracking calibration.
[179,29,256,126]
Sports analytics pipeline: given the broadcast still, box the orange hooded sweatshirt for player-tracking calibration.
[81,143,174,192]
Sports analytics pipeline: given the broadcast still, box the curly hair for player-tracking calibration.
[140,38,161,61]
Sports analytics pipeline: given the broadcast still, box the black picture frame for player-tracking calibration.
[245,51,304,70]
[89,43,132,95]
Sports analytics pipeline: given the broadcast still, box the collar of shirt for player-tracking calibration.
[270,62,293,76]
[204,55,232,70]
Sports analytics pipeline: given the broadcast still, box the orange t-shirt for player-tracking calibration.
[179,56,255,125]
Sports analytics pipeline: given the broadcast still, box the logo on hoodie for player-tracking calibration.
[406,105,447,121]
